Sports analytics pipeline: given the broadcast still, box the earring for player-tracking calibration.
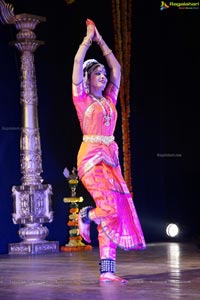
[83,80,89,94]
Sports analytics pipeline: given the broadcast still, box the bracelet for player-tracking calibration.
[80,43,91,48]
[80,36,92,48]
[103,49,112,56]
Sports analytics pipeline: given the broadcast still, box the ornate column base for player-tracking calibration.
[9,184,60,254]
[9,240,59,255]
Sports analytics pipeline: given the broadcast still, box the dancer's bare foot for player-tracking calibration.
[100,272,128,283]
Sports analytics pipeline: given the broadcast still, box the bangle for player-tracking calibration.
[80,43,90,48]
[83,36,92,45]
[80,36,92,48]
[103,49,112,56]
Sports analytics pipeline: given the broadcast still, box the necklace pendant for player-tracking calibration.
[91,94,112,127]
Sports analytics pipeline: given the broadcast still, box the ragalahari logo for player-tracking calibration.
[160,1,170,10]
[160,1,200,10]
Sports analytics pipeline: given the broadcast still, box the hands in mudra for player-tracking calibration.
[86,18,102,44]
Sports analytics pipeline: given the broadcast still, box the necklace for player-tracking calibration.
[90,95,113,126]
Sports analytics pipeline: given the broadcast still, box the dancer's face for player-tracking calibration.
[89,66,108,91]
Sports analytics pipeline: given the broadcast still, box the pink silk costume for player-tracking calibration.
[72,81,146,260]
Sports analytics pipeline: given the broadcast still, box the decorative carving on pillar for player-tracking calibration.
[0,1,59,254]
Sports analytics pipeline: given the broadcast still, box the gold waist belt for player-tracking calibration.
[83,135,115,145]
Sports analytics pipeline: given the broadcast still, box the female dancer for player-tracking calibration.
[72,19,146,283]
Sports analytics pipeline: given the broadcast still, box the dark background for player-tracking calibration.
[0,0,199,254]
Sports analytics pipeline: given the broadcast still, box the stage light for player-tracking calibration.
[166,223,179,238]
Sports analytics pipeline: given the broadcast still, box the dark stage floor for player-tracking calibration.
[0,242,200,300]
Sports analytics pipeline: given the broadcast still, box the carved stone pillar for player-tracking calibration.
[0,2,59,254]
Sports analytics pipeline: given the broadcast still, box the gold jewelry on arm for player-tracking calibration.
[96,36,112,57]
[103,49,112,56]
[80,36,92,48]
